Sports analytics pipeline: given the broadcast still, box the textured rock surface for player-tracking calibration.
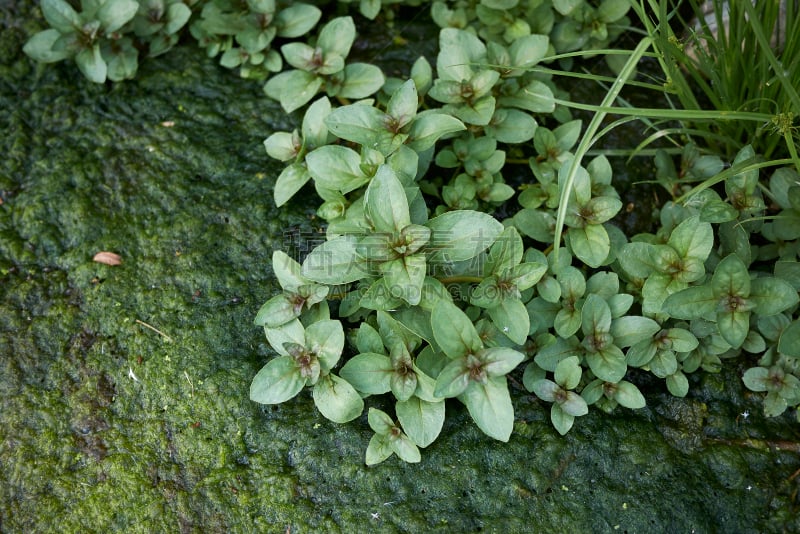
[1,4,799,532]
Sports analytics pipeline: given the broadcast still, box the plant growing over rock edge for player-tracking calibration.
[22,0,800,464]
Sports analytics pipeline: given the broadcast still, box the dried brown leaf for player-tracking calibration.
[93,251,122,266]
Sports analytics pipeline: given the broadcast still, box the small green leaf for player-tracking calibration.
[426,210,504,263]
[324,104,387,147]
[368,407,395,434]
[717,309,750,349]
[445,95,496,126]
[281,42,316,71]
[250,356,305,404]
[97,0,139,33]
[273,163,310,207]
[650,349,678,378]
[396,397,445,448]
[339,63,386,99]
[254,293,298,328]
[317,16,356,58]
[614,381,646,409]
[365,434,392,465]
[437,28,486,82]
[560,391,589,417]
[41,0,81,33]
[554,355,582,390]
[522,362,546,392]
[306,145,369,194]
[434,359,470,398]
[364,165,411,233]
[302,96,333,147]
[275,4,322,38]
[386,79,418,128]
[264,70,323,113]
[666,371,689,397]
[778,321,800,357]
[568,223,611,268]
[536,276,561,303]
[581,379,604,405]
[432,300,483,359]
[484,226,523,276]
[700,200,739,223]
[584,197,623,224]
[618,242,657,279]
[312,374,364,423]
[764,391,788,417]
[406,111,466,152]
[532,378,560,402]
[164,3,191,34]
[626,339,657,367]
[508,33,548,70]
[107,46,138,82]
[581,294,612,337]
[749,278,799,316]
[514,208,556,243]
[378,310,420,353]
[488,298,529,345]
[662,286,716,320]
[554,308,582,338]
[305,320,344,372]
[302,235,368,284]
[498,80,555,113]
[381,255,426,306]
[482,347,525,376]
[667,216,714,260]
[390,433,422,463]
[269,249,319,289]
[610,316,660,348]
[263,319,305,357]
[339,352,392,394]
[76,45,107,84]
[359,0,381,19]
[534,336,582,372]
[23,29,71,63]
[712,254,751,299]
[667,328,700,353]
[485,108,537,144]
[506,262,547,291]
[586,345,627,383]
[461,377,515,441]
[550,404,575,435]
[390,369,418,402]
[359,277,404,310]
[264,131,299,162]
[742,366,770,391]
[356,323,385,354]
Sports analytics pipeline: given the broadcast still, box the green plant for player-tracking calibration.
[22,0,800,463]
[189,0,322,80]
[263,15,385,112]
[24,0,142,82]
[634,0,800,164]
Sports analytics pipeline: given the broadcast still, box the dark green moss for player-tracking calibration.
[1,6,799,533]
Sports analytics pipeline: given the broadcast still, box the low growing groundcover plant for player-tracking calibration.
[25,0,800,465]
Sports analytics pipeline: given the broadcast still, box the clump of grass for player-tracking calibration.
[638,0,800,164]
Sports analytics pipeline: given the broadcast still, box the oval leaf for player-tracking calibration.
[250,356,305,404]
[313,374,364,423]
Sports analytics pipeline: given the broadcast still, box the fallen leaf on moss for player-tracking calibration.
[93,252,122,265]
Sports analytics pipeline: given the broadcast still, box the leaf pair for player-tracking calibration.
[264,17,385,112]
[250,318,364,423]
[430,300,525,441]
[664,254,799,349]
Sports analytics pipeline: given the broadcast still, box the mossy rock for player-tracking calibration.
[1,5,799,532]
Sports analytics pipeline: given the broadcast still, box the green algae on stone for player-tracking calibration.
[1,3,800,532]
